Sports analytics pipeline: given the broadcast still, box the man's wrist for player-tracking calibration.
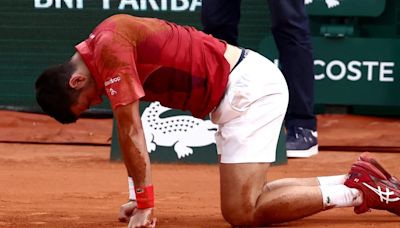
[135,185,155,209]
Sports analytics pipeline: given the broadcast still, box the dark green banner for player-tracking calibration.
[259,36,400,107]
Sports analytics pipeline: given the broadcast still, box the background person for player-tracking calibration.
[201,0,318,158]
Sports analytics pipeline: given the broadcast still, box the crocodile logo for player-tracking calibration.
[141,102,218,159]
[305,0,341,8]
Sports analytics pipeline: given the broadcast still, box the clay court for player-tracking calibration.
[1,111,400,227]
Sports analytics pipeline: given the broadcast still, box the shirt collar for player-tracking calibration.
[75,41,104,95]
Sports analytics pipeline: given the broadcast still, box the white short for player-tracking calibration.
[210,50,288,164]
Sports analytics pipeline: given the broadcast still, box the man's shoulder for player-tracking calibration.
[102,14,136,24]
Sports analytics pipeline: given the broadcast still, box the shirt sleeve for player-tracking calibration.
[93,31,145,110]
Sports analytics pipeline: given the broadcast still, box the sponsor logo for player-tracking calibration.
[141,102,217,159]
[363,182,400,204]
[109,88,118,96]
[305,0,341,8]
[273,59,396,82]
[34,0,202,11]
[104,76,121,87]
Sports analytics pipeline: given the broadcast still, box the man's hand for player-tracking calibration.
[128,208,156,228]
[119,200,137,222]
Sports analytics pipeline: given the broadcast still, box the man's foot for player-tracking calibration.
[286,127,318,158]
[344,159,400,215]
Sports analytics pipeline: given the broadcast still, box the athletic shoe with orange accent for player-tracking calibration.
[344,160,400,215]
[358,152,400,188]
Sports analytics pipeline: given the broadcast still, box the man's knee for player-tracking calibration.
[221,203,254,226]
[221,201,277,226]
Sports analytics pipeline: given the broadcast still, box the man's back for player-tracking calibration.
[76,14,231,118]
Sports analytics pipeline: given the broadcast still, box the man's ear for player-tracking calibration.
[69,73,88,90]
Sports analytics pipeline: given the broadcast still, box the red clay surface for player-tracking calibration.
[1,111,400,227]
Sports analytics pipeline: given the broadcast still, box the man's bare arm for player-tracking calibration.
[114,100,152,188]
[114,101,156,227]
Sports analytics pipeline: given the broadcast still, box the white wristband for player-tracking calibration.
[128,176,136,200]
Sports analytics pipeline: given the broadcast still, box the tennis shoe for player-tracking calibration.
[286,127,318,158]
[344,160,400,215]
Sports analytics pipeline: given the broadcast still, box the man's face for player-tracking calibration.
[70,84,102,117]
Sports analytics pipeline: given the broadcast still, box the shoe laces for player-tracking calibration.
[287,127,316,140]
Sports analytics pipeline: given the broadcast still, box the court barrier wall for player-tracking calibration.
[2,0,399,163]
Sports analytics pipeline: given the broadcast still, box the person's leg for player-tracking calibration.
[268,0,317,157]
[266,174,347,190]
[214,50,322,224]
[221,154,400,226]
[201,0,241,45]
[268,0,315,130]
[265,154,400,216]
[212,50,364,226]
[220,163,326,226]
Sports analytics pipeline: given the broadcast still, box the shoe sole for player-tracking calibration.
[287,145,318,158]
[351,160,387,180]
[358,153,399,184]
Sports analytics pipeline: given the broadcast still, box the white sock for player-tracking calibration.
[128,176,136,200]
[317,174,347,186]
[319,185,363,209]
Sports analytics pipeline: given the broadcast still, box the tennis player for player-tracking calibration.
[35,14,400,227]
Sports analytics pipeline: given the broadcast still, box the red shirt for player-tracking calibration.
[75,14,230,119]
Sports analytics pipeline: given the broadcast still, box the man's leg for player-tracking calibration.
[266,175,347,190]
[268,0,318,157]
[220,163,371,226]
[220,163,325,226]
[201,0,241,45]
[220,153,400,226]
[212,48,326,225]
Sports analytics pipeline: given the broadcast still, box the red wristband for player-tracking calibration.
[135,185,154,209]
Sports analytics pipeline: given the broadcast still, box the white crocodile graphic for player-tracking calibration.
[141,102,218,159]
[305,0,341,8]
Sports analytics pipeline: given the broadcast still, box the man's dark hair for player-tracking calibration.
[35,61,80,124]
